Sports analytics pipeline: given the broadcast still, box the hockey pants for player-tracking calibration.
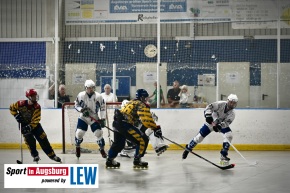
[108,121,149,159]
[23,123,56,159]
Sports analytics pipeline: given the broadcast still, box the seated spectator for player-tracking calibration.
[167,80,181,107]
[179,85,191,108]
[49,83,70,108]
[101,84,118,103]
[148,81,165,108]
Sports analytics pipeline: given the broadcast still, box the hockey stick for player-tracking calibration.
[89,116,118,135]
[105,104,112,146]
[220,133,258,166]
[86,115,116,156]
[89,115,132,158]
[162,136,235,170]
[16,123,23,164]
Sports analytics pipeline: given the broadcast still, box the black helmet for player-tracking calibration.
[136,89,149,99]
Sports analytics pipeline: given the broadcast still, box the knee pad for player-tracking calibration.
[200,124,211,137]
[220,147,229,156]
[75,129,86,140]
[222,142,230,151]
[223,132,233,143]
[187,139,197,149]
[96,138,105,148]
[193,133,204,144]
[94,129,103,141]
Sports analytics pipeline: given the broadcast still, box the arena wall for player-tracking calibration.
[1,108,289,151]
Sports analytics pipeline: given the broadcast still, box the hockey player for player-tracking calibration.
[74,79,107,159]
[118,100,136,158]
[182,94,238,165]
[106,89,163,169]
[118,100,168,158]
[10,89,61,163]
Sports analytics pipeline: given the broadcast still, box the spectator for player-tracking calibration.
[148,81,165,108]
[167,80,181,107]
[49,83,70,108]
[179,85,191,108]
[101,84,118,103]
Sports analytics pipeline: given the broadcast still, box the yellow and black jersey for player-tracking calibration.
[10,100,41,129]
[120,99,158,130]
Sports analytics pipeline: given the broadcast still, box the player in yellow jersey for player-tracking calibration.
[10,89,61,163]
[106,89,163,169]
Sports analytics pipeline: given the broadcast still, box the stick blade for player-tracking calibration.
[220,163,235,170]
[16,160,23,164]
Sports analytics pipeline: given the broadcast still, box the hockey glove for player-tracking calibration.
[151,112,158,122]
[14,114,24,124]
[99,119,106,128]
[21,125,32,135]
[81,107,90,117]
[154,125,163,140]
[213,124,222,132]
[205,114,213,124]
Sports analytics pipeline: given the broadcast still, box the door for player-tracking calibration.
[279,63,290,108]
[217,62,250,108]
[261,63,277,108]
[261,63,290,108]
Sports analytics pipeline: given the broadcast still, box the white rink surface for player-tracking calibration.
[1,149,290,193]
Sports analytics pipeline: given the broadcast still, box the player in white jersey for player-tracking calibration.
[74,79,107,159]
[182,94,238,164]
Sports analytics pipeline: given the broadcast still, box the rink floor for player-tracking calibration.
[1,149,290,193]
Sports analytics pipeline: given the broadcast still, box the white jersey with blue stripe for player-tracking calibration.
[74,91,106,124]
[204,101,235,128]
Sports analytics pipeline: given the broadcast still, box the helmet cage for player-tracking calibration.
[227,94,238,109]
[136,89,149,102]
[25,89,39,103]
[84,80,96,92]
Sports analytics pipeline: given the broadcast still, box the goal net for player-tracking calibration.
[61,102,122,154]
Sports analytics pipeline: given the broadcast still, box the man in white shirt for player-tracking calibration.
[101,84,118,103]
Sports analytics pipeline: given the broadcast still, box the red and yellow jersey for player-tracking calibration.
[120,99,158,130]
[10,100,41,129]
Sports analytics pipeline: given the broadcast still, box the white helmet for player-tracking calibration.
[227,94,238,109]
[84,79,95,88]
[227,94,238,102]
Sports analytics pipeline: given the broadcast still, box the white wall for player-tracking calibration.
[0,79,50,108]
[1,108,290,147]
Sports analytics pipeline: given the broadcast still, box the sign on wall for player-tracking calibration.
[226,72,240,84]
[65,0,290,29]
[143,72,157,83]
[231,0,290,29]
[65,0,231,24]
[197,74,215,86]
[72,73,87,84]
